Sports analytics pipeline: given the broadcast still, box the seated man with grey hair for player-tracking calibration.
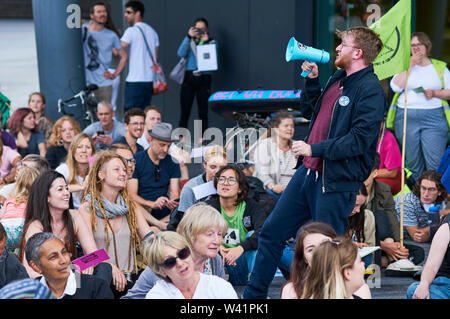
[83,101,126,150]
[25,232,114,299]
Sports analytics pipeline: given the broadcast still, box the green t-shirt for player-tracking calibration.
[221,201,248,248]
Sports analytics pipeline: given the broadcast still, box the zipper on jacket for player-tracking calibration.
[304,76,333,142]
[322,95,341,193]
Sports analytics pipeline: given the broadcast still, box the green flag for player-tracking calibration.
[369,0,411,80]
[0,92,11,128]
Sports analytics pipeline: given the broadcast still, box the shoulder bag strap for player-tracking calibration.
[135,25,156,65]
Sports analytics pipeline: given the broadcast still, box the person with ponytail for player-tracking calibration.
[301,238,367,299]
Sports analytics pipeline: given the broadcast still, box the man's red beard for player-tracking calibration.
[335,54,350,69]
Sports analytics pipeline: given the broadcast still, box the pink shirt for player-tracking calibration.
[0,146,20,178]
[0,198,27,220]
[377,129,401,171]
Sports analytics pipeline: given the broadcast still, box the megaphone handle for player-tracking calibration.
[301,69,311,78]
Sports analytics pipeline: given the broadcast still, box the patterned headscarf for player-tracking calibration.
[0,279,54,299]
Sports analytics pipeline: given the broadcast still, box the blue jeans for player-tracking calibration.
[243,165,356,299]
[124,81,153,111]
[225,250,257,286]
[406,276,450,299]
[226,245,294,285]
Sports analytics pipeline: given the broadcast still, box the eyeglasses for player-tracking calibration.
[420,185,438,193]
[129,122,145,126]
[161,247,191,269]
[217,176,237,185]
[125,158,136,164]
[339,43,360,50]
[154,166,161,182]
[411,43,424,48]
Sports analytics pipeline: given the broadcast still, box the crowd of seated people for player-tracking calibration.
[0,89,448,301]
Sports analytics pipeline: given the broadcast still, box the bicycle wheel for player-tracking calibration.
[225,124,268,164]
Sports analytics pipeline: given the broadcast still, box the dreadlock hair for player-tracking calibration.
[83,151,139,273]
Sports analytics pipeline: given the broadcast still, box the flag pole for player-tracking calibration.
[399,70,409,247]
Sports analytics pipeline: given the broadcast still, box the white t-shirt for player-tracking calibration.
[55,163,85,209]
[390,63,450,109]
[121,22,160,82]
[145,273,238,299]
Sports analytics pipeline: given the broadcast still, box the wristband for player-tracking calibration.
[143,231,154,241]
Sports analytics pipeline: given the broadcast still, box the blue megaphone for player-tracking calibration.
[285,37,330,78]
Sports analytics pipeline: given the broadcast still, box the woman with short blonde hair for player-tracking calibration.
[123,202,228,299]
[177,202,228,247]
[174,145,228,225]
[142,231,237,299]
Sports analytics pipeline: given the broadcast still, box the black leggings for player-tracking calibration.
[179,71,211,133]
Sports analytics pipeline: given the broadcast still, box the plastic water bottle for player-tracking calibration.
[428,204,441,239]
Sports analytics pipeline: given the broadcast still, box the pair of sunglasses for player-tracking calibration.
[161,247,191,269]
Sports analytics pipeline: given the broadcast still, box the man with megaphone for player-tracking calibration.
[244,26,387,299]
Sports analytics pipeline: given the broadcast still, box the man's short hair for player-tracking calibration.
[336,26,383,66]
[144,105,162,116]
[124,108,145,125]
[22,154,51,173]
[97,101,113,112]
[125,1,145,17]
[90,1,107,14]
[25,232,63,265]
[109,143,133,154]
[194,17,209,29]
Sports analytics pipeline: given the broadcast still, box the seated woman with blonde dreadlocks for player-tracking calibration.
[79,151,155,298]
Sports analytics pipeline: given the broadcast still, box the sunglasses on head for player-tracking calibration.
[161,247,191,269]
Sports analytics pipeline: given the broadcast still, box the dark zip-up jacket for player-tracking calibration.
[296,65,387,193]
[206,195,265,252]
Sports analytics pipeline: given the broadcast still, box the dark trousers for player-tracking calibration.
[373,210,425,266]
[243,165,357,299]
[124,81,153,111]
[179,71,211,133]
